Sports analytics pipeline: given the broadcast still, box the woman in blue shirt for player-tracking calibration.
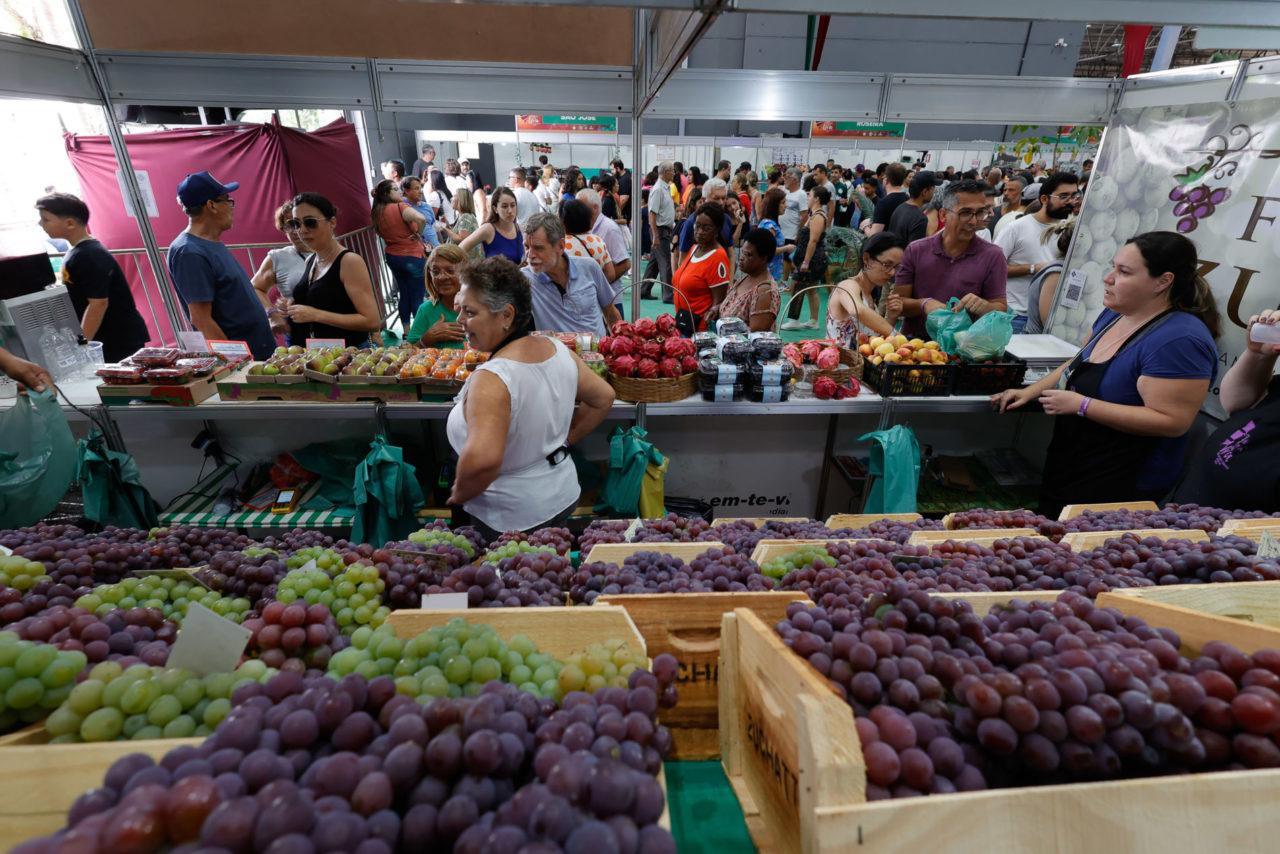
[991,231,1219,518]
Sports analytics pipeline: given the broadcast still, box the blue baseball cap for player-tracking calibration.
[177,171,240,208]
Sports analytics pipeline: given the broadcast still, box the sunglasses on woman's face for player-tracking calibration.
[285,217,323,231]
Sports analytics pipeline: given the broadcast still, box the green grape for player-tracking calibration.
[0,555,49,590]
[67,679,105,716]
[761,545,835,579]
[146,694,182,727]
[394,676,418,696]
[45,706,83,737]
[89,661,123,683]
[532,664,558,685]
[122,713,149,739]
[163,715,197,739]
[15,645,57,679]
[406,528,476,559]
[41,684,73,709]
[479,540,556,564]
[472,657,502,683]
[132,725,163,740]
[40,653,84,688]
[80,707,125,742]
[443,656,472,685]
[557,664,586,693]
[236,660,268,681]
[203,698,231,728]
[510,664,533,685]
[5,677,43,709]
[174,678,204,710]
[120,679,160,716]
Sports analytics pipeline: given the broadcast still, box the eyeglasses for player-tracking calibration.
[950,206,994,221]
[285,217,323,231]
[428,266,458,278]
[867,258,901,273]
[1051,191,1084,201]
[212,196,235,208]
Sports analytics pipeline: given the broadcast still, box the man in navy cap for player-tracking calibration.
[167,171,275,358]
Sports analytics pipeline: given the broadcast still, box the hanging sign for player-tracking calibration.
[1050,97,1280,418]
[810,121,906,139]
[516,115,618,133]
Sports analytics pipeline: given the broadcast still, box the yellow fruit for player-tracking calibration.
[891,334,908,348]
[895,346,913,359]
[870,355,884,365]
[884,352,902,364]
[869,336,886,349]
[908,338,925,349]
[923,341,941,350]
[874,342,895,357]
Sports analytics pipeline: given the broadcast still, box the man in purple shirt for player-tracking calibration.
[894,179,1008,339]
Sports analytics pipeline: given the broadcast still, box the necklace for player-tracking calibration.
[310,244,342,282]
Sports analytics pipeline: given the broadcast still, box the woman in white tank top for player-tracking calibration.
[446,257,616,538]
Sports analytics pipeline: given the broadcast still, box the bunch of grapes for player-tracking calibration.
[578,519,631,553]
[557,642,672,703]
[74,575,251,624]
[0,632,87,733]
[699,518,758,546]
[631,513,711,543]
[275,562,390,635]
[410,521,488,556]
[10,606,174,667]
[1079,534,1280,586]
[368,545,458,610]
[0,523,86,551]
[425,561,569,608]
[1062,503,1280,536]
[493,527,574,557]
[405,527,478,561]
[197,548,290,607]
[569,547,772,603]
[683,547,775,592]
[0,584,55,626]
[481,539,558,565]
[42,659,273,743]
[257,527,335,553]
[29,537,162,592]
[328,619,566,701]
[243,602,346,673]
[762,544,836,580]
[0,554,49,590]
[144,526,256,567]
[285,546,350,573]
[945,509,1064,540]
[848,516,946,545]
[17,658,679,854]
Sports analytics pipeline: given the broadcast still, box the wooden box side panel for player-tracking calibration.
[825,513,922,529]
[1057,500,1160,520]
[384,606,646,659]
[1218,518,1280,536]
[907,528,1042,546]
[584,541,725,565]
[1058,528,1210,551]
[750,539,878,565]
[1103,581,1280,627]
[1096,591,1280,655]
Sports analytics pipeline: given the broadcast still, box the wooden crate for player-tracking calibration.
[0,736,200,849]
[719,592,1280,854]
[217,366,418,403]
[1098,582,1280,654]
[1059,528,1210,551]
[1057,500,1160,520]
[597,591,808,760]
[750,539,875,565]
[906,528,1043,547]
[584,541,724,565]
[386,605,646,660]
[824,512,922,530]
[1218,518,1280,539]
[717,517,810,527]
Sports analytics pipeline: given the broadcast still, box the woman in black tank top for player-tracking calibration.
[284,193,381,346]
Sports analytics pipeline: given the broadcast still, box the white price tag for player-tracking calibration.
[0,544,11,556]
[167,602,252,676]
[1060,269,1086,310]
[419,592,470,610]
[1258,532,1280,559]
[623,517,644,542]
[177,331,209,352]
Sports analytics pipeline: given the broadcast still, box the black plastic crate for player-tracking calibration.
[862,360,956,397]
[953,356,1028,396]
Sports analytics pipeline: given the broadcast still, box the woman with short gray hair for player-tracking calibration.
[446,257,615,538]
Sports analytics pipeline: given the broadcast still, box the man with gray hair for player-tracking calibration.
[577,188,630,287]
[643,161,676,302]
[521,211,620,335]
[990,174,1028,239]
[508,167,541,228]
[677,176,737,263]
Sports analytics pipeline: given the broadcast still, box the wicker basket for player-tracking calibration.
[609,371,698,402]
[809,346,863,381]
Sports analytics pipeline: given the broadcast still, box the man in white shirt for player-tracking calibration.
[578,188,631,288]
[643,161,676,302]
[778,167,808,280]
[508,168,541,228]
[996,172,1078,332]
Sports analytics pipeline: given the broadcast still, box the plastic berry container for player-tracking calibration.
[95,363,146,385]
[748,332,784,362]
[699,381,745,402]
[697,357,744,385]
[692,332,718,355]
[717,335,751,365]
[128,347,181,367]
[143,366,194,385]
[746,359,795,386]
[176,357,222,377]
[745,382,792,403]
[715,317,749,338]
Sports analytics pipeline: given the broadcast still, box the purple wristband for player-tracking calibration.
[1078,397,1091,417]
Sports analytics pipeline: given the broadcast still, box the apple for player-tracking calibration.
[858,344,874,357]
[896,346,913,359]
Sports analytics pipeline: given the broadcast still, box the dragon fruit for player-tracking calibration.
[611,321,634,338]
[662,337,685,358]
[813,376,838,400]
[640,340,663,361]
[633,318,658,339]
[636,358,659,379]
[680,355,699,374]
[800,340,823,362]
[782,343,803,368]
[598,336,614,356]
[611,355,637,377]
[658,357,682,378]
[609,336,635,357]
[816,346,841,370]
[656,313,678,335]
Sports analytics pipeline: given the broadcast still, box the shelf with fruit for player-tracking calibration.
[599,316,699,381]
[855,332,953,368]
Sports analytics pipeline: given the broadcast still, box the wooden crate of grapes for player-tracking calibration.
[597,592,808,759]
[1057,501,1160,520]
[1058,528,1211,551]
[750,539,873,565]
[906,528,1044,547]
[1098,582,1280,654]
[583,541,725,565]
[719,591,1280,854]
[824,513,922,530]
[1218,518,1280,539]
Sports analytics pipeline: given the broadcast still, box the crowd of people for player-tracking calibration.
[15,150,1280,519]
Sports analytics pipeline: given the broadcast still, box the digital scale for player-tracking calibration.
[0,253,80,363]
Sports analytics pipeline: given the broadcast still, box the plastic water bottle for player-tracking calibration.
[38,325,79,382]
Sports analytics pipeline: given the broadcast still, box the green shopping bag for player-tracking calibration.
[858,425,921,514]
[76,431,160,528]
[925,297,974,355]
[599,426,665,517]
[351,435,426,547]
[955,309,1015,361]
[291,440,366,510]
[0,390,76,526]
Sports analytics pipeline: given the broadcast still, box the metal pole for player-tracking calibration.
[632,8,647,431]
[1151,26,1181,72]
[66,0,188,343]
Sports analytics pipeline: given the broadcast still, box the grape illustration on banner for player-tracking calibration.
[1169,123,1280,233]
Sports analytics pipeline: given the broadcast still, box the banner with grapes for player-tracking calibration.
[1048,97,1280,418]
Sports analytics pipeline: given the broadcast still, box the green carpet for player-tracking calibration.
[664,761,757,853]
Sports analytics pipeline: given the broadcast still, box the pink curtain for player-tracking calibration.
[65,118,369,346]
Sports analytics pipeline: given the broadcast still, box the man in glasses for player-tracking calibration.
[893,179,1008,340]
[167,171,275,359]
[996,172,1079,333]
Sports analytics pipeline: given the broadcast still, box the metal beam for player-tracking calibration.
[377,61,631,115]
[647,69,881,121]
[96,52,376,109]
[885,74,1115,125]
[1195,26,1280,51]
[0,34,96,103]
[638,4,725,115]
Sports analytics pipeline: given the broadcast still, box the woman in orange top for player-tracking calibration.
[370,179,426,329]
[672,202,730,336]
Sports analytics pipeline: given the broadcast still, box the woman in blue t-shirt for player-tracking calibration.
[990,231,1219,518]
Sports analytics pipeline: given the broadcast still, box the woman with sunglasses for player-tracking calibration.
[252,200,313,341]
[371,179,427,329]
[458,187,524,265]
[286,193,381,347]
[405,243,467,349]
[826,232,905,344]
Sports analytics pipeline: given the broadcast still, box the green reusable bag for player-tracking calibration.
[955,309,1015,361]
[925,297,975,355]
[351,435,426,546]
[76,431,160,528]
[857,424,921,514]
[599,426,665,517]
[0,390,76,526]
